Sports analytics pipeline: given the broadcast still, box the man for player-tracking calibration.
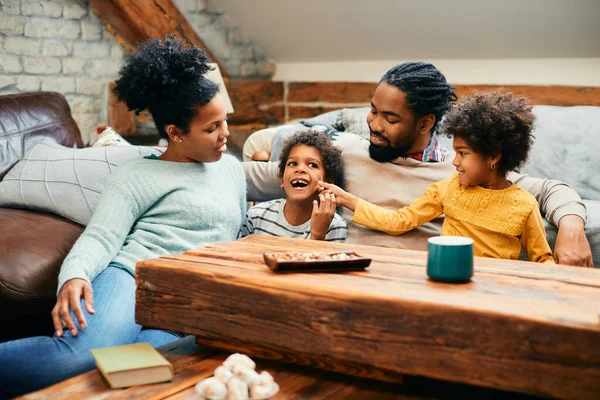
[243,62,593,267]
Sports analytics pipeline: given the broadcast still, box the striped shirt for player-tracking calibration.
[240,199,347,242]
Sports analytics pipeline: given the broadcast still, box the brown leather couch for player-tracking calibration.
[0,92,85,342]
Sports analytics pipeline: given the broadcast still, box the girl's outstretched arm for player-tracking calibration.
[350,183,444,235]
[318,181,359,211]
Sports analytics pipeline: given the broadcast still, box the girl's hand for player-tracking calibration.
[318,181,359,212]
[310,192,337,240]
[52,278,95,337]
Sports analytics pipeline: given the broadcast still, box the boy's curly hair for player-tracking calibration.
[278,130,344,187]
[441,91,535,175]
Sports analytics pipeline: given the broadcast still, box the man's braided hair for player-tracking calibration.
[380,62,457,131]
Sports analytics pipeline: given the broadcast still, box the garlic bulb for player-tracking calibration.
[196,353,278,399]
[250,383,274,399]
[231,364,260,385]
[214,366,234,384]
[223,353,256,370]
[227,377,249,400]
[195,377,227,400]
[256,371,274,387]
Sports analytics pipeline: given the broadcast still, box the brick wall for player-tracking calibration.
[227,80,600,127]
[227,81,374,127]
[175,0,274,78]
[0,0,273,145]
[0,0,124,144]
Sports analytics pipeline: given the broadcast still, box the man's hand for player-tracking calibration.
[52,278,95,337]
[310,192,337,240]
[318,181,358,211]
[554,215,594,267]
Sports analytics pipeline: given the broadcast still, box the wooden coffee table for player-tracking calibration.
[135,235,600,400]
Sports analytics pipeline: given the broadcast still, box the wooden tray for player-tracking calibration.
[263,251,371,273]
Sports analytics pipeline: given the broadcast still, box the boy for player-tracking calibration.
[240,129,347,242]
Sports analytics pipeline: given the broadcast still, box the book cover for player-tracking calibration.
[91,342,174,389]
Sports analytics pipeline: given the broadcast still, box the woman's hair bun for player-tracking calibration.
[114,35,214,114]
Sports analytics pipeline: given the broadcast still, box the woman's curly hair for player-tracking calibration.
[114,35,219,140]
[278,129,344,187]
[441,91,535,175]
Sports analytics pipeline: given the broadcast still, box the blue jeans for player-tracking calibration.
[0,266,183,398]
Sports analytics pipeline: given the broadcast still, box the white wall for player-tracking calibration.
[214,0,600,62]
[273,58,600,86]
[214,0,600,86]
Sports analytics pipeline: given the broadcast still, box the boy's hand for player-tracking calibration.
[310,192,336,240]
[318,181,359,212]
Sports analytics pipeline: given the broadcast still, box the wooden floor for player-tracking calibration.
[20,336,541,400]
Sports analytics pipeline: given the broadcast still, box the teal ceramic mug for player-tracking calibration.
[427,236,474,283]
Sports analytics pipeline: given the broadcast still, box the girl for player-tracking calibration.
[320,92,555,263]
[0,36,246,397]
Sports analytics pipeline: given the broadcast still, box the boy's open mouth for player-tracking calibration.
[290,179,309,189]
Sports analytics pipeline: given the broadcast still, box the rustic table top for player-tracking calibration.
[135,235,600,399]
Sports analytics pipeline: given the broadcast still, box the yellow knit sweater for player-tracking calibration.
[353,173,555,263]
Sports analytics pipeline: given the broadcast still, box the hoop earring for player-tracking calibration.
[490,164,496,170]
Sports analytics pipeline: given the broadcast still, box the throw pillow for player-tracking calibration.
[523,105,600,201]
[300,110,342,128]
[0,142,164,225]
[334,107,370,139]
[91,126,131,147]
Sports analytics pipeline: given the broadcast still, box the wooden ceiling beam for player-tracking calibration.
[89,0,228,77]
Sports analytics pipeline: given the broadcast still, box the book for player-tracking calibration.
[91,343,174,389]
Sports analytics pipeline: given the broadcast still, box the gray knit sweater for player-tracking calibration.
[57,154,246,293]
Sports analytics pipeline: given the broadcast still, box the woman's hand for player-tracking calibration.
[310,192,337,240]
[318,181,359,212]
[52,278,95,337]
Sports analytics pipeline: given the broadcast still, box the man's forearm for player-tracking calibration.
[554,214,594,267]
[242,161,285,202]
[508,172,586,226]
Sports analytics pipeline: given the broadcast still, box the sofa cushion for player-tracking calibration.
[242,127,278,161]
[334,107,371,139]
[0,143,164,225]
[0,208,82,342]
[523,105,600,201]
[300,109,341,127]
[0,208,84,299]
[0,92,83,180]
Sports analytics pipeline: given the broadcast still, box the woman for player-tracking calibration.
[0,36,246,397]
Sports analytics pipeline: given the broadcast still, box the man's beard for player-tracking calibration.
[368,132,415,163]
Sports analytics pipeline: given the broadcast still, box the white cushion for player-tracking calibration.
[0,143,164,225]
[242,127,278,161]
